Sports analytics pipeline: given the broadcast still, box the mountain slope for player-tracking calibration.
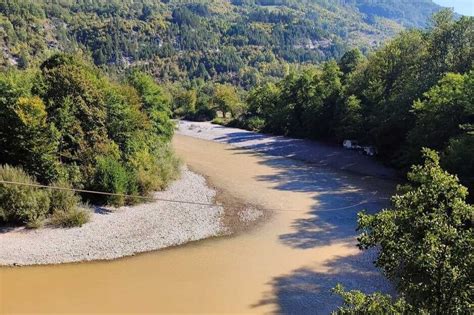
[0,0,444,85]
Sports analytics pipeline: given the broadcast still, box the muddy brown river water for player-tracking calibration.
[0,134,395,314]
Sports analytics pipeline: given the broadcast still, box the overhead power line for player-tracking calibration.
[0,180,390,213]
[0,180,216,207]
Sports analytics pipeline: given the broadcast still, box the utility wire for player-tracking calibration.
[0,180,215,207]
[0,180,390,213]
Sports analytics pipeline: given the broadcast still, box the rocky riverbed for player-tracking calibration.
[0,167,228,266]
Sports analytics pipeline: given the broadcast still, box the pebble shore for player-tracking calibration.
[0,167,225,266]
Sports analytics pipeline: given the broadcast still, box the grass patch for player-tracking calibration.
[50,206,91,228]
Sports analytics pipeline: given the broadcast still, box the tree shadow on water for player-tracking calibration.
[252,252,394,315]
[252,156,392,248]
[279,193,386,249]
[214,130,397,179]
[215,131,270,144]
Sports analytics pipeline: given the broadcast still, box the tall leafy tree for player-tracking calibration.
[357,149,473,313]
[128,71,174,140]
[212,83,243,118]
[0,70,60,182]
[407,71,474,162]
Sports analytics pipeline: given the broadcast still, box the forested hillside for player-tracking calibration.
[233,11,473,195]
[1,1,472,227]
[0,0,442,87]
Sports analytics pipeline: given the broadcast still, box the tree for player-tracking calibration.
[128,71,174,140]
[407,71,474,160]
[212,83,242,118]
[338,48,363,75]
[334,95,363,141]
[357,149,473,313]
[0,70,60,182]
[443,132,474,199]
[38,54,112,171]
[174,88,197,115]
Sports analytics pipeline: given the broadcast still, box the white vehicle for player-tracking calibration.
[363,146,378,156]
[342,140,360,150]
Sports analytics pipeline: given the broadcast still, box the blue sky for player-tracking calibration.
[433,0,474,16]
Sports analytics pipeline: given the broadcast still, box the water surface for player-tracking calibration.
[0,134,394,314]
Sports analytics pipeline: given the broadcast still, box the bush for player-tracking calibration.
[93,156,129,206]
[211,117,226,125]
[0,165,50,227]
[50,206,91,228]
[127,141,180,195]
[153,144,181,190]
[49,180,81,213]
[243,116,265,131]
[185,106,216,121]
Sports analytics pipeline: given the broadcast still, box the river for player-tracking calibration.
[0,132,395,314]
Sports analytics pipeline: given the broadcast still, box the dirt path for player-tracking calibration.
[0,133,395,314]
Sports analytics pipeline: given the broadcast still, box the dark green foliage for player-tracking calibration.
[338,49,364,75]
[93,156,128,206]
[242,62,343,138]
[0,0,444,86]
[128,71,175,140]
[240,12,474,193]
[0,71,61,182]
[0,53,179,225]
[242,116,266,131]
[407,71,474,163]
[0,165,50,227]
[357,149,473,313]
[443,133,474,196]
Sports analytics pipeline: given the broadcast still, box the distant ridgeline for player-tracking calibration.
[0,0,443,86]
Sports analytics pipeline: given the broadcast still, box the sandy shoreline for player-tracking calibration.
[2,124,394,314]
[0,167,229,266]
[177,120,397,179]
[0,121,391,268]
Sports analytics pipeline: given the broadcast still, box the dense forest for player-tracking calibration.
[0,1,471,218]
[0,0,442,88]
[0,54,179,227]
[0,1,472,313]
[224,10,473,197]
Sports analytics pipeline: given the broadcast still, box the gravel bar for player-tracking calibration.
[0,167,225,266]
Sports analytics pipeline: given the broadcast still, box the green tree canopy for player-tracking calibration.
[357,149,473,313]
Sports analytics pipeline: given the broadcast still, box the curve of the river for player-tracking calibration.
[0,129,395,314]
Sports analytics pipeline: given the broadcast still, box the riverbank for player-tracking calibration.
[0,167,230,266]
[2,127,395,314]
[177,120,397,179]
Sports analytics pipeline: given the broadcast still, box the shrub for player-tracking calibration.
[185,106,216,121]
[243,116,265,131]
[50,206,91,228]
[125,136,180,196]
[0,165,50,227]
[93,156,129,206]
[153,144,181,190]
[49,180,81,213]
[211,117,226,125]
